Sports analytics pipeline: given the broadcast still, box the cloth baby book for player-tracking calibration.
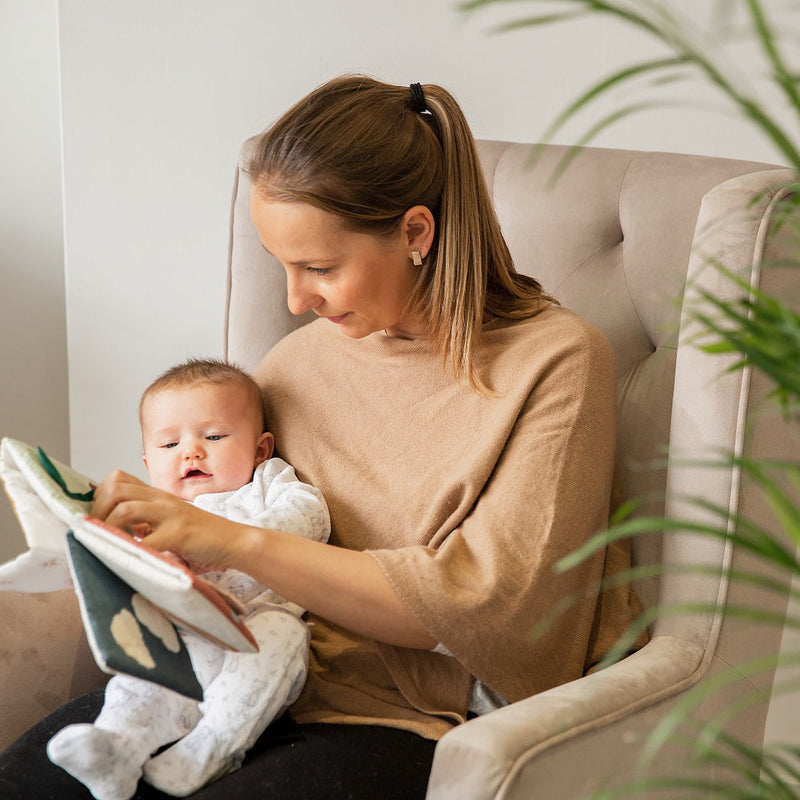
[0,438,257,699]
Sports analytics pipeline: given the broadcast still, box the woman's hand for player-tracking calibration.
[90,470,436,650]
[90,469,247,573]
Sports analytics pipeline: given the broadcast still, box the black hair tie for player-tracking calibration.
[410,82,428,114]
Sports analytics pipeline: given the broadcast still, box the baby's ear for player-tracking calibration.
[254,432,274,466]
[141,453,149,471]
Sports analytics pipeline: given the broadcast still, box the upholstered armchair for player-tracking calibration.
[2,138,797,799]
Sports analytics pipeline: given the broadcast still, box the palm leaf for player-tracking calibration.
[462,2,800,795]
[583,722,800,798]
[745,0,800,123]
[689,285,800,412]
[464,0,800,166]
[533,56,692,152]
[639,652,800,766]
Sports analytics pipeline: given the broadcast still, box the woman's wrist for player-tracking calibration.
[227,523,271,573]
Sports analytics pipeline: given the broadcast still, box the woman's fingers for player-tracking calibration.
[147,506,248,574]
[88,469,244,573]
[104,498,171,533]
[90,469,151,520]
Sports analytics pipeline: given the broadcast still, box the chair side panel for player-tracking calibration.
[224,136,314,372]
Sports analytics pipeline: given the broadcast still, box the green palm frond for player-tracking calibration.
[462,1,800,795]
[583,726,800,798]
[462,0,800,168]
[640,652,800,763]
[686,260,800,416]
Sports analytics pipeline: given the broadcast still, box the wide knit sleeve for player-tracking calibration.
[254,308,643,734]
[367,313,639,706]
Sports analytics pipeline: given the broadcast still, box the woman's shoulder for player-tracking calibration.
[484,304,612,359]
[476,304,615,397]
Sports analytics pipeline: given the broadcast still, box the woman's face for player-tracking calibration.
[250,195,429,339]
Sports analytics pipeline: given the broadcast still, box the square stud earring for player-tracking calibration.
[411,250,423,267]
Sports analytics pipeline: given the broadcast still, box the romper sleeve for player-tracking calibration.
[367,322,642,705]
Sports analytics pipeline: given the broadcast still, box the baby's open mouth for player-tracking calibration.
[183,469,211,479]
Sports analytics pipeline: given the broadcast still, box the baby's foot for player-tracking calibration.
[143,724,240,797]
[47,724,146,800]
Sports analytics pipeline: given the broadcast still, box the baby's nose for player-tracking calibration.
[184,441,205,458]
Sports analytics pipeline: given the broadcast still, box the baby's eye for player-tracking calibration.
[206,434,224,441]
[161,442,178,449]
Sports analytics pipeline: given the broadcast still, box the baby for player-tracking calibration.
[47,358,330,799]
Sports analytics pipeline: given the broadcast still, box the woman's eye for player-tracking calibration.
[307,267,329,276]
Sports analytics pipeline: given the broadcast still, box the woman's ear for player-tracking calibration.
[254,432,275,467]
[402,205,435,260]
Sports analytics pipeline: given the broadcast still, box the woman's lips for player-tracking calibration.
[326,313,349,324]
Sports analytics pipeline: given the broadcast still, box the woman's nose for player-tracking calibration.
[286,272,322,316]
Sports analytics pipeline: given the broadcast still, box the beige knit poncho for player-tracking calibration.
[253,305,643,740]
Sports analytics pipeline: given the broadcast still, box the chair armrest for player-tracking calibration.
[0,590,107,750]
[427,635,706,800]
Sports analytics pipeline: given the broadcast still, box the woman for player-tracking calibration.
[0,76,642,798]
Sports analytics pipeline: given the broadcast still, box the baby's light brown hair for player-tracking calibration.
[139,358,266,435]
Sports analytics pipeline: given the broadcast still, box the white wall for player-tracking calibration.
[0,0,68,562]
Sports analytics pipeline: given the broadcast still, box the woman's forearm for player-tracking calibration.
[91,471,435,650]
[234,525,437,650]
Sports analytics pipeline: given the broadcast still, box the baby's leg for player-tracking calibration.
[47,674,202,800]
[144,609,310,796]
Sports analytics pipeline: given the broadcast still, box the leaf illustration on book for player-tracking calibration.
[66,532,204,700]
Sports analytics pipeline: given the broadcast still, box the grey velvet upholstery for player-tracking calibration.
[1,138,797,799]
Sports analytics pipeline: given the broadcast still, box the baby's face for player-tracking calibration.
[141,381,271,501]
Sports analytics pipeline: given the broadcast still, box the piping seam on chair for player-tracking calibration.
[700,179,795,673]
[551,238,624,297]
[496,670,710,800]
[489,142,513,210]
[496,658,712,800]
[615,154,652,345]
[552,154,651,346]
[709,652,771,701]
[618,343,673,394]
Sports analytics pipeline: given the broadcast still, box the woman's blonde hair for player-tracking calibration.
[247,75,552,392]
